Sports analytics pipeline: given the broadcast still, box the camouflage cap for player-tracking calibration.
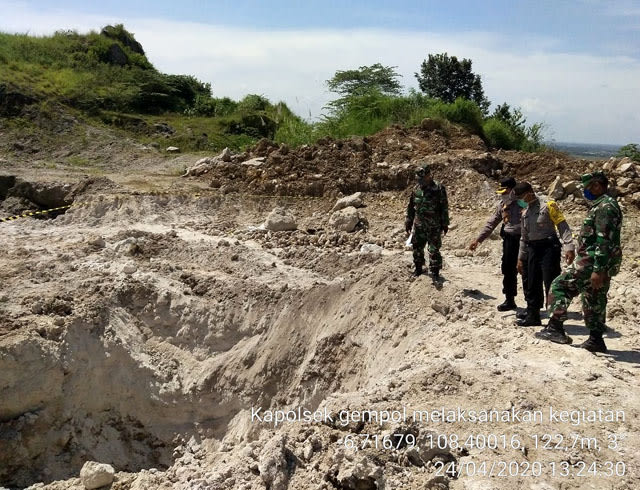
[581,171,608,187]
[415,163,431,177]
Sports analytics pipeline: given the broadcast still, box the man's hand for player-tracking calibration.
[469,240,479,251]
[590,271,607,290]
[405,221,412,235]
[442,226,449,236]
[565,250,575,265]
[517,259,524,274]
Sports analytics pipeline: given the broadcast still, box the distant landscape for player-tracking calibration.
[549,141,622,159]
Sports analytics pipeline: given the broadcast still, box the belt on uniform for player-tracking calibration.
[527,236,560,246]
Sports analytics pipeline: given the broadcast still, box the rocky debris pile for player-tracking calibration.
[187,125,505,199]
[541,156,640,208]
[234,228,396,253]
[606,157,640,205]
[182,147,232,177]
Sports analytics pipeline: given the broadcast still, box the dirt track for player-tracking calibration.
[1,131,639,490]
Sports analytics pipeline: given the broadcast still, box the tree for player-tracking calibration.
[415,53,490,115]
[326,63,402,112]
[487,102,546,151]
[327,63,402,97]
[616,143,640,162]
[491,103,526,137]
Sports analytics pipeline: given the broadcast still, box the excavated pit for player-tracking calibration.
[0,176,74,220]
[1,180,639,489]
[0,195,412,487]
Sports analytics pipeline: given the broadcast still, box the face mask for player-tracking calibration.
[517,199,528,208]
[583,189,596,201]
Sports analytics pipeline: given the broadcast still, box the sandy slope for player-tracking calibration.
[0,173,638,490]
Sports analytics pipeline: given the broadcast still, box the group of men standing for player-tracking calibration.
[405,164,623,353]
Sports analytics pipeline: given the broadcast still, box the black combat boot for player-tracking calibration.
[430,268,440,281]
[579,332,608,353]
[412,264,423,277]
[517,309,541,326]
[534,318,572,344]
[497,296,517,311]
[516,310,528,320]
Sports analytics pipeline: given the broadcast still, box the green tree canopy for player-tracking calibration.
[616,143,640,162]
[415,53,490,115]
[327,63,402,97]
[325,63,402,114]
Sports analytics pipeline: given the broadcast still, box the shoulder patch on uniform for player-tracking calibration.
[546,200,566,226]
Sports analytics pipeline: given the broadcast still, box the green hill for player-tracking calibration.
[0,25,306,154]
[0,25,552,160]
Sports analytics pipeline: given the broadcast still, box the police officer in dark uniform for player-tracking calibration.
[469,177,528,312]
[515,182,575,326]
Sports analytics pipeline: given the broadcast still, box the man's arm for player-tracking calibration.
[547,200,575,263]
[518,210,528,261]
[476,202,502,243]
[405,191,415,233]
[441,186,450,229]
[592,202,622,274]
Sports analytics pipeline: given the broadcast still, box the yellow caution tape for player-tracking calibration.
[0,204,74,223]
[0,188,331,224]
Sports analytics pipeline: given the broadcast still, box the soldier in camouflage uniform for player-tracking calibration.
[405,164,450,279]
[536,172,622,352]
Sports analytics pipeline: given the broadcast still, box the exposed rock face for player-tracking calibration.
[0,83,37,117]
[105,43,129,66]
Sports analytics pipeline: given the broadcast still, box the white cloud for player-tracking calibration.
[1,1,639,144]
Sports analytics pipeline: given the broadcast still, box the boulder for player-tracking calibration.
[618,162,637,175]
[258,435,289,490]
[332,192,364,211]
[359,243,383,255]
[563,181,578,194]
[333,454,383,490]
[80,461,115,489]
[219,147,232,162]
[617,176,633,188]
[166,146,180,153]
[241,157,266,167]
[548,176,565,200]
[264,207,297,231]
[603,158,618,172]
[329,206,360,232]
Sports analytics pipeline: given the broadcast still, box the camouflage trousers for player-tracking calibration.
[412,225,443,271]
[547,264,611,333]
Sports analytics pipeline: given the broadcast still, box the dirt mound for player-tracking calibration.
[1,120,640,489]
[1,188,638,489]
[199,125,493,199]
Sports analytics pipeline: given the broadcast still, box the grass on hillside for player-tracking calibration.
[0,27,548,156]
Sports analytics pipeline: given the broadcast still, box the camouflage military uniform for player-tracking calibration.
[547,192,622,333]
[406,180,450,273]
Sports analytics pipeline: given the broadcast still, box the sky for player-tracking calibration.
[1,0,639,145]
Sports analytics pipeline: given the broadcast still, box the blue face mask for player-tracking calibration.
[583,189,596,201]
[517,199,528,208]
